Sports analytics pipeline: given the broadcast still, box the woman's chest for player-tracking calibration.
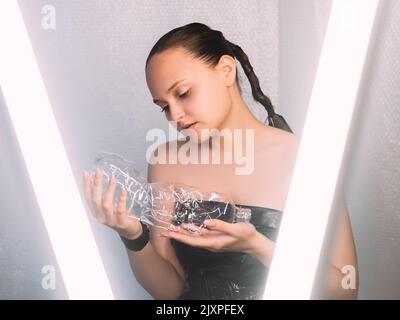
[172,148,295,211]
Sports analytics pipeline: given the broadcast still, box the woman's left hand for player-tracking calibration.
[160,219,259,254]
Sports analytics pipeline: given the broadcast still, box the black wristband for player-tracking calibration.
[120,221,150,251]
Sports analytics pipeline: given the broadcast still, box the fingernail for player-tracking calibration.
[204,220,213,226]
[169,225,180,231]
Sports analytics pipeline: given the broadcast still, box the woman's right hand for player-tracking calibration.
[82,168,143,240]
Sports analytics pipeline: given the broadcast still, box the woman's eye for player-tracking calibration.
[179,89,190,98]
[159,90,189,113]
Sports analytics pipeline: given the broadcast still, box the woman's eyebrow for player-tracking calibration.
[153,78,186,103]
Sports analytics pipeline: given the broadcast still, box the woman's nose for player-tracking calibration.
[169,105,185,122]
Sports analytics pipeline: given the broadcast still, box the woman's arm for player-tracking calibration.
[125,235,186,300]
[247,197,359,299]
[246,231,276,267]
[83,158,186,299]
[123,144,187,299]
[319,198,359,299]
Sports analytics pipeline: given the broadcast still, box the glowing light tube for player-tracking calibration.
[264,0,380,299]
[0,1,114,299]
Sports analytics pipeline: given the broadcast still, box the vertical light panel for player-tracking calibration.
[0,1,114,299]
[264,0,380,299]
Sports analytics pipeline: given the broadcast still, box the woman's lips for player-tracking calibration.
[183,122,197,130]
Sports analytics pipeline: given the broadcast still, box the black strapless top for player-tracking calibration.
[171,200,283,300]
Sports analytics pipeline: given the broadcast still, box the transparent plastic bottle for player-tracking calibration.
[92,151,151,222]
[91,151,252,232]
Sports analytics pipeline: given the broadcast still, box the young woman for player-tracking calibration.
[83,22,358,300]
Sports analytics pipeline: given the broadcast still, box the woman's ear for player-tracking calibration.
[216,54,237,87]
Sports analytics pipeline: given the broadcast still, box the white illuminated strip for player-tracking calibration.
[264,0,379,299]
[0,1,114,299]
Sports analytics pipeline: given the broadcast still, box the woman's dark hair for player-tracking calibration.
[146,22,292,133]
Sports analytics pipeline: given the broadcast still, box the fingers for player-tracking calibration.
[83,171,92,207]
[92,168,113,224]
[161,219,241,252]
[83,170,96,216]
[115,185,127,216]
[167,223,222,239]
[203,219,235,235]
[102,174,117,217]
[82,169,141,238]
[91,168,101,206]
[179,223,219,236]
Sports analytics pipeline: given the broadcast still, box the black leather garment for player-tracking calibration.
[171,201,283,300]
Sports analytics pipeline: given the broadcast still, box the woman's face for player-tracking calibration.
[145,47,235,144]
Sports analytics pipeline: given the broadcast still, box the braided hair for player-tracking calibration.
[146,22,293,133]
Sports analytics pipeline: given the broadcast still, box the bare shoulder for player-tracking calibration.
[278,128,300,160]
[272,127,300,176]
[253,126,300,208]
[259,125,300,163]
[272,127,299,176]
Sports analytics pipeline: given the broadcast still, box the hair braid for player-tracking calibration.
[226,40,293,133]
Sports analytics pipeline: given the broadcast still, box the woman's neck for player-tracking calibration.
[210,91,268,152]
[221,95,262,130]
